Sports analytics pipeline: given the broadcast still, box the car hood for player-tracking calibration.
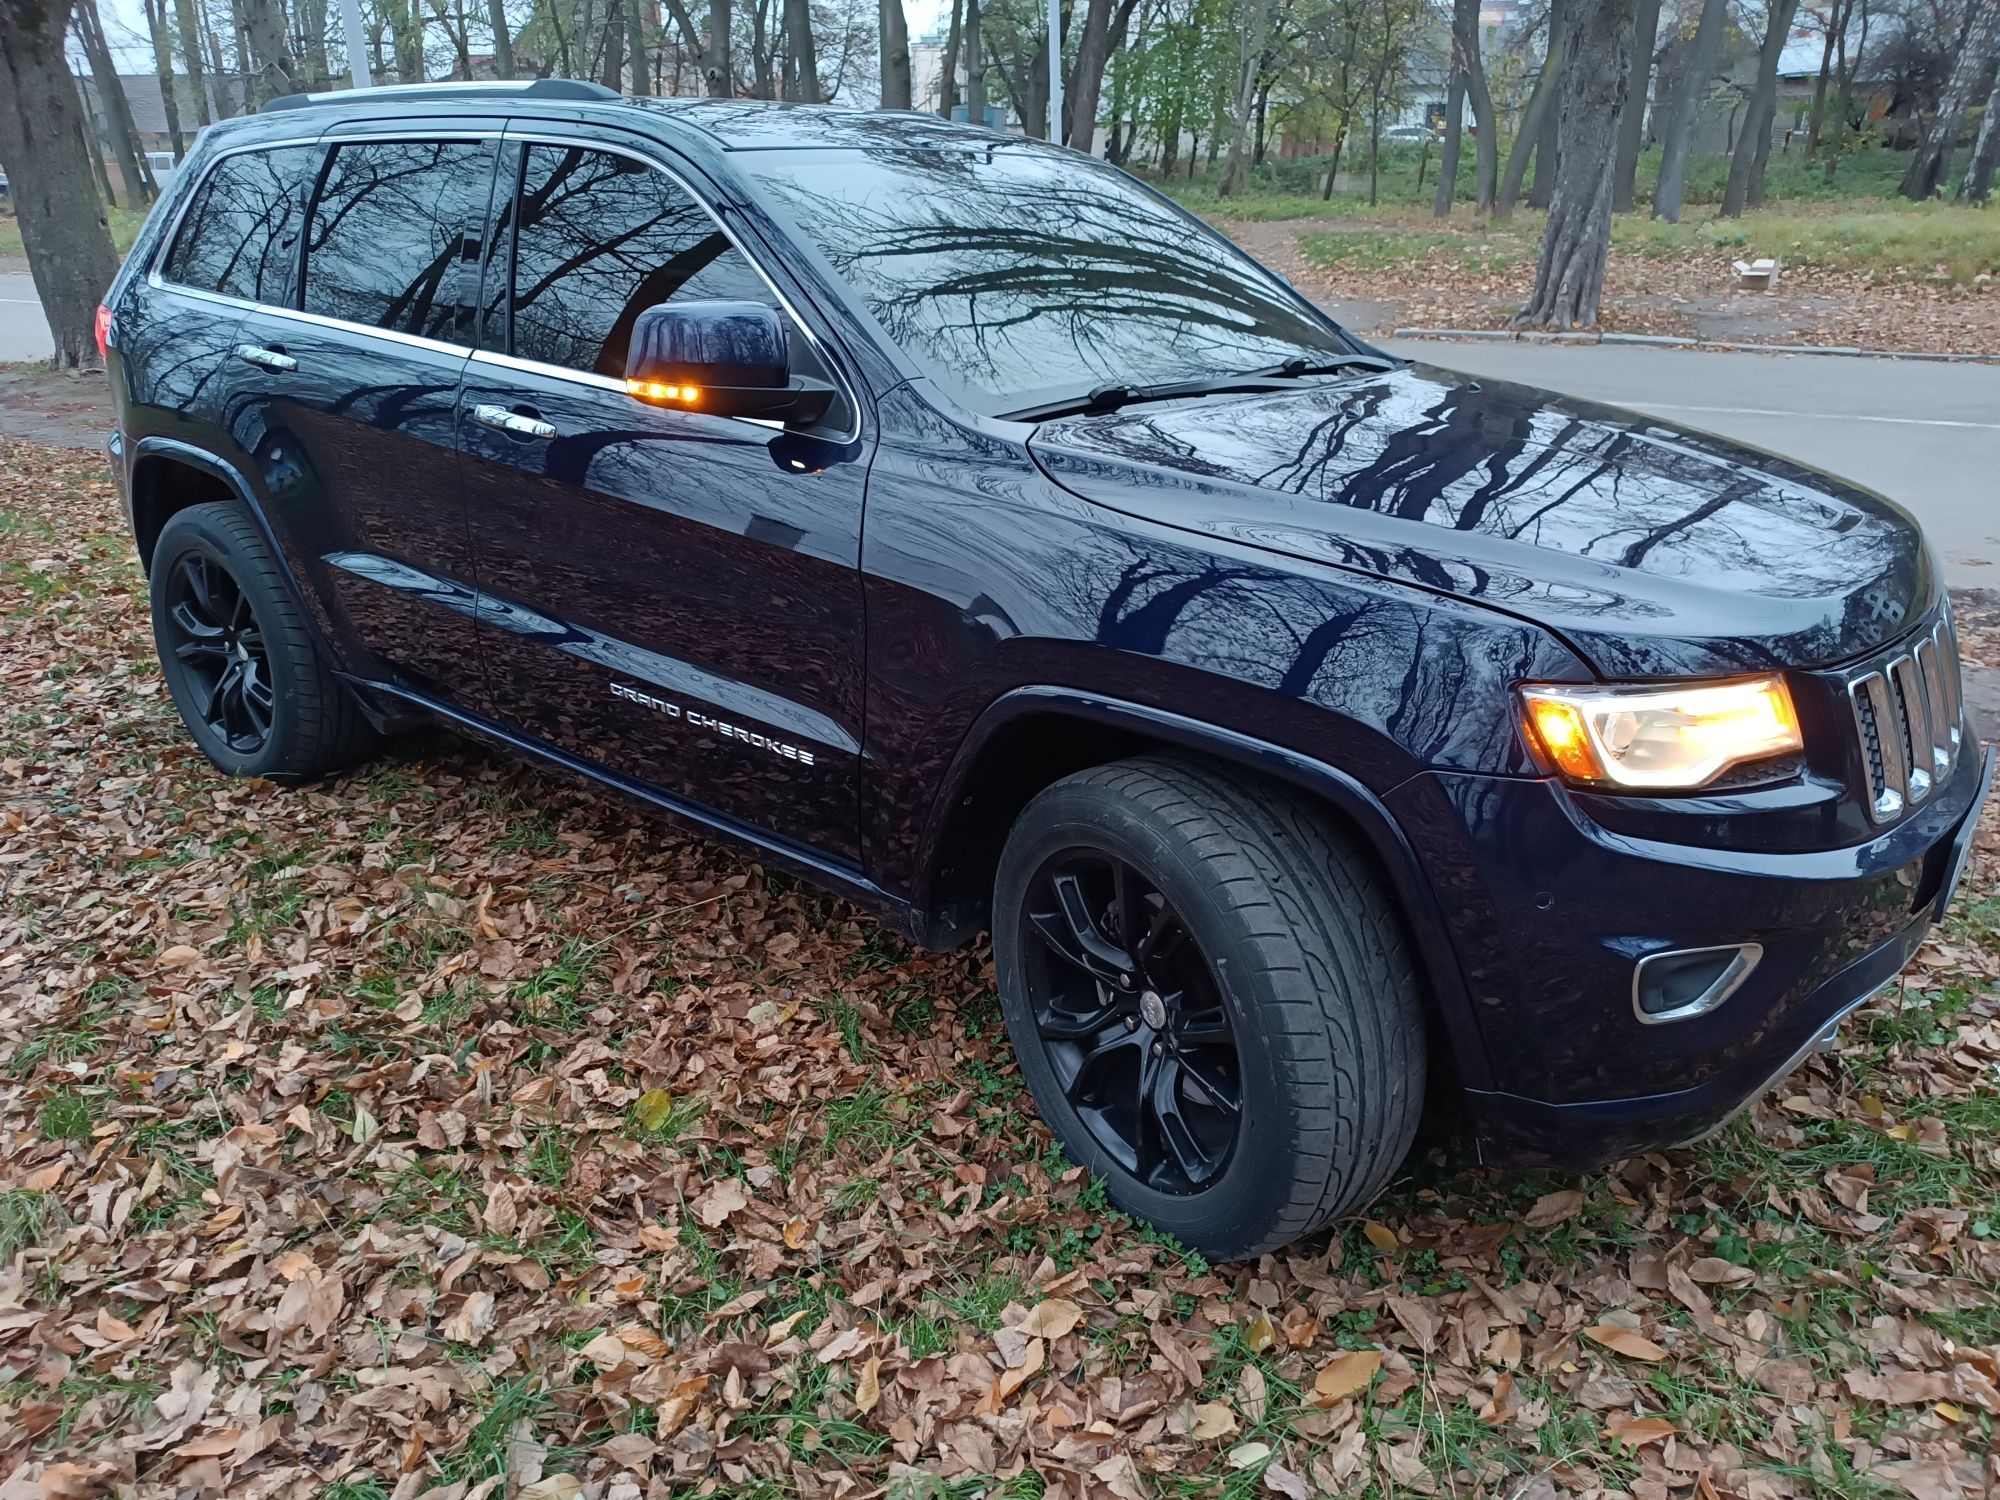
[1028,363,1932,678]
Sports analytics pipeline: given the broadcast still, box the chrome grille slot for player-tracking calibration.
[1848,615,1963,825]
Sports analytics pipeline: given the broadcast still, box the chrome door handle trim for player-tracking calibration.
[471,402,557,440]
[235,343,298,373]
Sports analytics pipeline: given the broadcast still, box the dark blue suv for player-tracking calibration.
[101,80,1993,1259]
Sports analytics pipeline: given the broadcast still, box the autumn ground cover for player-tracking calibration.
[1,433,1998,1500]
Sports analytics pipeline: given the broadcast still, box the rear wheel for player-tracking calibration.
[993,756,1425,1261]
[150,503,380,781]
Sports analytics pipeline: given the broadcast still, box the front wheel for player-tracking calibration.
[993,756,1425,1261]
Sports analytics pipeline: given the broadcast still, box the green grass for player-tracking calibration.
[0,204,149,259]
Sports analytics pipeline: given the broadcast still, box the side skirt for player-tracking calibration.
[346,675,928,945]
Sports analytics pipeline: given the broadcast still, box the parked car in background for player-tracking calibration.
[98,80,1992,1260]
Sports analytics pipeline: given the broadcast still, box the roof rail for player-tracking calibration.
[261,78,619,113]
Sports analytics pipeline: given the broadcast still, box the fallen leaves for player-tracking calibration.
[1,435,1997,1499]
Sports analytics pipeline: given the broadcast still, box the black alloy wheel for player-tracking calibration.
[162,551,275,754]
[149,501,381,781]
[1021,850,1243,1194]
[994,756,1427,1261]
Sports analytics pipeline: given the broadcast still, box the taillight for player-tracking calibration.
[94,303,112,360]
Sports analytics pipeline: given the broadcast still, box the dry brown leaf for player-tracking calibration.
[1584,1325,1670,1362]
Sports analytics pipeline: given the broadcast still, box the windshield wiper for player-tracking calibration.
[1000,352,1403,423]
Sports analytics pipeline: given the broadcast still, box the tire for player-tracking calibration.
[993,755,1425,1261]
[149,502,380,781]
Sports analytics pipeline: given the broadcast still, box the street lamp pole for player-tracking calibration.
[1048,0,1063,145]
[340,0,372,87]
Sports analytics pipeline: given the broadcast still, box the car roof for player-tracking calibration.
[251,78,1019,154]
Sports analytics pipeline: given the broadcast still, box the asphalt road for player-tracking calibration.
[0,273,53,363]
[1379,338,2000,590]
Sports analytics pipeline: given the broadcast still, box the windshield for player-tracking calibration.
[738,143,1356,418]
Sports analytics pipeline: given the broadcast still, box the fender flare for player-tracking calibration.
[916,684,1489,1089]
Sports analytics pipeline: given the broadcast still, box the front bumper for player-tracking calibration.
[1389,738,1994,1170]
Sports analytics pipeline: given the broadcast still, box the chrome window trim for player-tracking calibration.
[142,123,863,441]
[493,127,863,443]
[144,132,325,297]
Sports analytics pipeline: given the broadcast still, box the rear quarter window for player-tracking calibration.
[160,145,321,305]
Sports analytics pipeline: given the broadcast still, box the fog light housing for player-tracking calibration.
[1632,943,1762,1023]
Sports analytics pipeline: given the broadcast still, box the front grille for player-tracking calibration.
[1847,613,1963,824]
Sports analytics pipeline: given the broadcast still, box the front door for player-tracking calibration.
[457,138,870,863]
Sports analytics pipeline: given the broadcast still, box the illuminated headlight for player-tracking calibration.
[1519,676,1802,790]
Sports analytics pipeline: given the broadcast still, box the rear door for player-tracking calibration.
[456,134,871,863]
[217,129,500,704]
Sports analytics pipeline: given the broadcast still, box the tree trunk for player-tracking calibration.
[1518,0,1633,327]
[1066,0,1115,148]
[1803,0,1846,155]
[0,0,123,368]
[629,0,650,93]
[938,0,962,114]
[241,0,300,104]
[1433,0,1477,217]
[74,0,154,203]
[879,0,912,107]
[1529,40,1562,208]
[1961,72,2000,200]
[172,0,211,126]
[486,0,514,76]
[601,0,626,89]
[710,0,734,96]
[1216,0,1274,195]
[1652,0,1724,220]
[964,0,984,123]
[1499,0,1566,217]
[1720,0,1799,215]
[1466,25,1497,212]
[142,0,187,160]
[1901,0,2000,198]
[781,0,820,100]
[383,0,423,83]
[1611,0,1658,209]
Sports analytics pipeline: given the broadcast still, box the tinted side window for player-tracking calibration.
[302,140,496,342]
[162,146,319,304]
[509,145,843,418]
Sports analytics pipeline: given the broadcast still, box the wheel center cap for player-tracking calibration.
[1139,990,1167,1030]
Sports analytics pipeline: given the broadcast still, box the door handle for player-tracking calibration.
[235,343,297,373]
[471,403,557,440]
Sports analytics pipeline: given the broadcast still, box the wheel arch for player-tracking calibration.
[126,437,410,733]
[907,686,1488,1090]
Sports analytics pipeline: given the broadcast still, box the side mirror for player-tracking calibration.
[624,300,833,427]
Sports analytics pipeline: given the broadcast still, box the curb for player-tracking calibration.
[1384,327,2000,363]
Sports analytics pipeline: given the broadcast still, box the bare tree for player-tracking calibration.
[1517,0,1632,327]
[1611,0,1658,210]
[938,0,963,112]
[1963,70,2000,198]
[172,0,211,124]
[783,0,822,98]
[74,0,155,203]
[0,0,123,367]
[1499,0,1568,217]
[1720,0,1801,214]
[880,0,913,105]
[1652,0,1725,221]
[1216,0,1275,195]
[141,0,187,160]
[965,0,985,122]
[240,0,300,101]
[1902,0,2000,197]
[486,0,515,75]
[1433,0,1495,215]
